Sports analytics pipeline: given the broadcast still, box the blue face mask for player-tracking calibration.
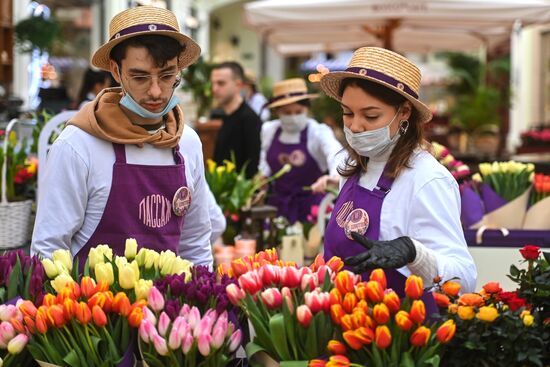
[117,68,180,119]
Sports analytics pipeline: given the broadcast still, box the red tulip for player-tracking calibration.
[260,264,281,286]
[35,311,48,334]
[372,303,390,325]
[410,326,431,347]
[239,271,263,295]
[366,281,384,303]
[343,330,364,350]
[410,300,425,324]
[296,305,313,327]
[80,276,97,298]
[354,300,368,314]
[92,305,107,327]
[433,292,451,308]
[281,266,301,288]
[301,273,318,292]
[342,293,358,314]
[335,271,355,295]
[404,275,423,300]
[327,340,347,355]
[374,325,392,349]
[329,288,343,305]
[395,310,413,331]
[383,291,400,313]
[369,269,387,289]
[231,258,249,277]
[75,302,92,325]
[308,359,327,367]
[354,283,368,301]
[63,298,76,320]
[436,320,456,343]
[88,292,107,310]
[282,287,294,314]
[326,256,344,273]
[327,355,350,367]
[261,288,283,310]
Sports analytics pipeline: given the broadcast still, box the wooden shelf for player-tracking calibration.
[0,0,13,89]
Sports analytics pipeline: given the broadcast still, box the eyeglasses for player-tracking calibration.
[122,71,181,92]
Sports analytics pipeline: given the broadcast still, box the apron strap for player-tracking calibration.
[113,143,126,163]
[173,144,184,165]
[376,173,394,193]
[299,126,309,144]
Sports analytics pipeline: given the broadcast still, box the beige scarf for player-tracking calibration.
[67,87,184,148]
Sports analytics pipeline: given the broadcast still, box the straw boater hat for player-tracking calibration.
[266,78,319,109]
[91,6,201,71]
[320,47,432,123]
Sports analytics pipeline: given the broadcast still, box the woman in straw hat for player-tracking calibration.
[319,47,476,303]
[259,78,344,224]
[32,6,214,268]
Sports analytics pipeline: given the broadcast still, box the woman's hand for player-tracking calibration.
[310,174,339,193]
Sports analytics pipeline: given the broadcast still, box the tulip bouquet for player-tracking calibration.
[312,270,454,367]
[430,142,471,182]
[225,255,344,366]
[217,248,287,279]
[524,174,550,229]
[0,250,46,305]
[476,161,534,203]
[0,301,33,367]
[139,286,242,367]
[14,277,144,367]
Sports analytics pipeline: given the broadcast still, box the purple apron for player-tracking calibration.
[323,171,438,316]
[266,127,324,223]
[76,143,191,265]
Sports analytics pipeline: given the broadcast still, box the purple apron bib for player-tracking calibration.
[324,171,438,316]
[76,143,191,264]
[266,127,324,223]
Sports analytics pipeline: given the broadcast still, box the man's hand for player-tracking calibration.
[344,232,416,272]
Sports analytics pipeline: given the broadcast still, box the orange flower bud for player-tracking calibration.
[330,304,346,325]
[327,340,347,355]
[340,314,354,331]
[364,315,376,329]
[448,304,458,314]
[67,281,81,300]
[410,300,425,324]
[75,302,92,325]
[383,291,400,313]
[395,310,413,332]
[366,281,384,303]
[326,355,350,367]
[457,306,475,320]
[113,292,132,317]
[329,288,343,305]
[91,305,107,327]
[342,293,358,314]
[47,304,66,328]
[80,276,97,298]
[103,291,114,313]
[231,258,249,277]
[354,300,369,314]
[374,325,391,349]
[458,293,484,307]
[441,281,461,297]
[372,303,390,325]
[343,330,363,350]
[404,275,423,300]
[128,307,144,328]
[410,326,431,347]
[433,292,451,308]
[482,282,502,295]
[369,269,387,289]
[335,271,355,295]
[351,310,367,329]
[436,320,456,343]
[326,256,344,273]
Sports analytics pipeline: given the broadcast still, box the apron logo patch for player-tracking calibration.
[336,200,354,228]
[172,186,192,217]
[344,208,369,240]
[139,194,172,228]
[277,149,307,167]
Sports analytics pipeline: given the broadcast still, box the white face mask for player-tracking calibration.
[279,112,308,133]
[344,107,402,158]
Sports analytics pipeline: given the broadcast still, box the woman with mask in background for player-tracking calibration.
[259,78,343,224]
[319,47,476,316]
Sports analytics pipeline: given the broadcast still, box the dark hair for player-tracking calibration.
[212,61,245,81]
[77,68,110,105]
[110,35,185,68]
[337,78,425,179]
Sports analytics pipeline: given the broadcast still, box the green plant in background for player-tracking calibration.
[15,15,60,54]
[180,56,214,118]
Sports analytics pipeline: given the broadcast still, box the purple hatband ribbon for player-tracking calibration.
[110,23,177,41]
[345,67,418,99]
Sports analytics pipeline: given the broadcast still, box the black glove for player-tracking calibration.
[344,232,417,272]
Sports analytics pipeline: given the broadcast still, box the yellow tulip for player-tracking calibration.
[95,263,114,285]
[472,173,482,182]
[134,279,153,300]
[206,159,217,173]
[491,161,500,174]
[118,264,137,290]
[500,161,509,173]
[158,250,176,270]
[42,259,59,279]
[125,238,138,260]
[171,257,193,278]
[89,245,113,268]
[115,256,128,270]
[52,249,72,272]
[479,163,492,177]
[51,273,74,294]
[130,260,140,282]
[160,257,175,276]
[144,249,159,269]
[135,248,147,266]
[457,306,475,320]
[54,260,70,275]
[527,163,535,172]
[476,306,499,322]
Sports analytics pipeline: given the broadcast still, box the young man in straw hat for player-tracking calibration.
[260,77,343,224]
[32,6,213,267]
[319,47,476,301]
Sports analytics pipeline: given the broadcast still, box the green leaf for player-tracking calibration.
[304,315,318,360]
[63,349,82,367]
[399,352,414,367]
[542,251,550,264]
[423,355,441,367]
[246,342,270,367]
[280,362,309,367]
[269,313,291,361]
[509,265,520,277]
[7,256,22,300]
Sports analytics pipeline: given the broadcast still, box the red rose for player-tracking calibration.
[498,291,527,312]
[482,282,502,294]
[519,245,541,260]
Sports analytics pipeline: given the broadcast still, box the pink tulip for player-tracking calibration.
[179,304,190,317]
[158,312,171,337]
[260,264,281,286]
[0,321,15,343]
[143,307,157,325]
[0,305,18,322]
[260,288,283,310]
[281,287,294,314]
[187,306,201,330]
[7,334,28,355]
[182,334,193,355]
[211,325,226,349]
[304,291,324,314]
[315,265,333,284]
[139,320,151,343]
[147,287,165,313]
[168,317,186,350]
[152,334,169,356]
[226,284,245,305]
[198,334,212,356]
[296,305,313,327]
[301,273,318,292]
[194,313,214,338]
[213,312,228,335]
[238,271,263,295]
[228,329,242,352]
[281,266,301,288]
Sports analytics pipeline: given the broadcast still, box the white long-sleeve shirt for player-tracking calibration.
[341,146,477,292]
[32,124,213,267]
[259,118,344,177]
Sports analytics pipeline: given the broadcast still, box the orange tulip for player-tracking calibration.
[10,317,26,334]
[441,281,461,297]
[458,293,484,307]
[374,325,391,349]
[67,281,81,300]
[330,304,346,325]
[433,292,451,308]
[395,310,413,331]
[383,291,400,313]
[448,304,458,314]
[80,276,97,298]
[309,360,327,367]
[342,293,358,314]
[436,320,456,343]
[92,305,107,327]
[369,269,387,289]
[335,271,355,295]
[410,326,431,347]
[326,355,350,367]
[56,287,74,304]
[354,300,368,314]
[18,300,37,318]
[343,330,364,350]
[482,282,502,295]
[326,256,344,273]
[88,292,107,310]
[404,275,423,300]
[366,281,384,303]
[103,291,114,313]
[63,298,76,320]
[329,288,343,305]
[231,258,249,277]
[355,326,374,345]
[35,311,48,334]
[23,315,36,334]
[410,300,425,324]
[364,315,376,329]
[351,310,367,329]
[42,294,57,307]
[47,304,66,328]
[75,302,92,325]
[128,307,144,328]
[457,306,475,321]
[113,292,132,316]
[340,314,354,331]
[372,303,390,325]
[354,283,368,301]
[96,280,110,293]
[327,340,347,355]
